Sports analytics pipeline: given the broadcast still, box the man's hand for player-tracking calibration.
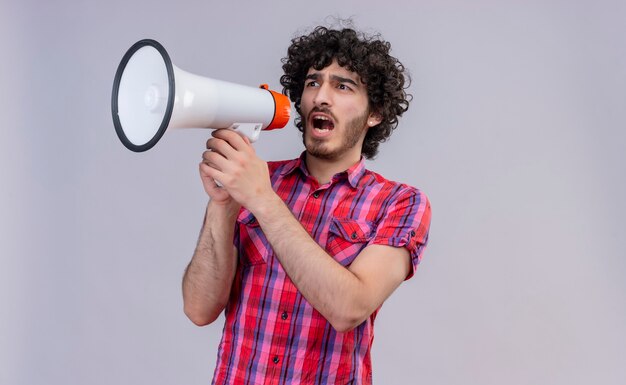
[200,130,233,204]
[200,129,274,212]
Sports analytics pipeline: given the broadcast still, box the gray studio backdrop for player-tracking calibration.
[2,1,625,384]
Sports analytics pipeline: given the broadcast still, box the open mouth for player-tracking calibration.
[311,114,335,131]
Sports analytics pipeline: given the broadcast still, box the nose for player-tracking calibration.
[312,83,332,107]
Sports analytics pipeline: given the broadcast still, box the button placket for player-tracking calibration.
[300,187,324,233]
[268,303,292,372]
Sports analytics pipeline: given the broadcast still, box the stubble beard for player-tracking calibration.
[302,110,369,161]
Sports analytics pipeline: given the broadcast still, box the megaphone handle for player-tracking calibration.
[228,123,263,142]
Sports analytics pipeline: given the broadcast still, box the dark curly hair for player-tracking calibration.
[280,26,411,159]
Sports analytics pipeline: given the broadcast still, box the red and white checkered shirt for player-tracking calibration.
[212,153,431,385]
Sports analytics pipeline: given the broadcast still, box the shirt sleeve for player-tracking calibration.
[368,187,431,279]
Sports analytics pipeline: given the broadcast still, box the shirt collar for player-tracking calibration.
[281,152,366,189]
[280,152,307,177]
[344,157,367,188]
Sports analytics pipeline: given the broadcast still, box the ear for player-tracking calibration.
[367,111,383,127]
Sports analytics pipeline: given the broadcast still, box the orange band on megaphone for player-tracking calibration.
[260,84,291,130]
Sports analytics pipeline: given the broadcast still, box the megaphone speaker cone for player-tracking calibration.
[111,39,175,152]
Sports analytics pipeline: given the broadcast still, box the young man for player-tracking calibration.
[182,26,431,385]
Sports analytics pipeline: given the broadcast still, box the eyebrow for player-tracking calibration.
[305,73,360,87]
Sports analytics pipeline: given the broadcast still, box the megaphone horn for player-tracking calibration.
[111,39,290,152]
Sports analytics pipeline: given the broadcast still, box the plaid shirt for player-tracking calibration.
[212,153,431,385]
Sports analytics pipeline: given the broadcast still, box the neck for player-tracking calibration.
[304,151,362,185]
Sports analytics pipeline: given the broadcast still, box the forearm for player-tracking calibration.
[182,200,239,326]
[199,130,406,330]
[251,194,371,332]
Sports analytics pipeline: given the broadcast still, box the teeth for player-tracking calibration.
[312,115,333,132]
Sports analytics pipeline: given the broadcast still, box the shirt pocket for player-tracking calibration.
[236,209,267,266]
[326,218,374,267]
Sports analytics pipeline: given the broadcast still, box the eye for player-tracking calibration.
[337,83,352,91]
[305,80,319,87]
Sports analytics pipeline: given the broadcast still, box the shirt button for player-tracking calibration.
[410,230,416,237]
[313,191,320,198]
[281,311,288,320]
[273,356,280,364]
[351,232,357,240]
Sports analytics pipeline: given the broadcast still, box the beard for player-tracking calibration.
[301,109,369,161]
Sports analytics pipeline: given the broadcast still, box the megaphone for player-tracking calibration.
[111,39,290,152]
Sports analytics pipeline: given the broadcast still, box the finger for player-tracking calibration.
[202,150,237,175]
[199,163,230,198]
[206,137,238,160]
[212,129,251,152]
[199,162,227,187]
[201,150,218,166]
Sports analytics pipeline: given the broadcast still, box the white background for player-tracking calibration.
[1,1,625,384]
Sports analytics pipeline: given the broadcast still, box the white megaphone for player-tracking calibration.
[111,39,290,152]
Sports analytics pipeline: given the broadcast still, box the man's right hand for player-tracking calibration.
[200,139,236,205]
[185,148,241,326]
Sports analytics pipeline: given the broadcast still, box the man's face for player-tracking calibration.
[299,60,381,161]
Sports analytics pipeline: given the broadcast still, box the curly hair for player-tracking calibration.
[280,26,411,159]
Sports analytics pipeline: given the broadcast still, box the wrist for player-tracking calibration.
[207,198,241,219]
[247,191,284,222]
